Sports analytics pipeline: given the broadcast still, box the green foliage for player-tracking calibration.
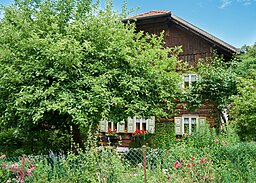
[0,127,70,156]
[211,143,256,182]
[152,122,176,149]
[187,54,237,112]
[230,45,256,141]
[1,139,255,182]
[0,0,182,153]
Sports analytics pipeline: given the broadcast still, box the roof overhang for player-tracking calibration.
[123,11,240,55]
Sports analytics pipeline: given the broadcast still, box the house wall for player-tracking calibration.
[135,18,219,131]
[136,19,213,67]
[99,17,225,146]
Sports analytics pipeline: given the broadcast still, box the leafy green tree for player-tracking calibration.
[187,55,238,125]
[230,44,256,140]
[0,0,181,153]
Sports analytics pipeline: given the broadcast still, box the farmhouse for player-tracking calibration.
[99,10,239,147]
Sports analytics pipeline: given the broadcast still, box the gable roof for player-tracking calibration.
[123,10,240,54]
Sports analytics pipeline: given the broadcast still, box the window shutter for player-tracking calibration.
[197,117,207,133]
[147,116,155,134]
[127,117,134,133]
[117,120,125,133]
[174,117,182,135]
[100,119,108,132]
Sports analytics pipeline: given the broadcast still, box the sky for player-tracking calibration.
[0,0,256,48]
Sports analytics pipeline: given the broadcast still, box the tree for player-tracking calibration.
[186,54,238,126]
[230,44,256,140]
[0,0,182,153]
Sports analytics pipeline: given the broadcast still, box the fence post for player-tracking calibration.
[142,145,147,183]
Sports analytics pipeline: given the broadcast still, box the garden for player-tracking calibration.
[0,0,255,182]
[1,124,256,183]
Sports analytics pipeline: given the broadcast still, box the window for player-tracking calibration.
[175,115,206,135]
[181,74,197,89]
[100,116,155,134]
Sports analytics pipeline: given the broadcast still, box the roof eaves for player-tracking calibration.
[122,11,171,23]
[171,14,240,54]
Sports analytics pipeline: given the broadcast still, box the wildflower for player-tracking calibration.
[162,169,168,174]
[11,163,19,170]
[167,174,171,180]
[29,164,35,170]
[0,154,6,159]
[166,151,169,155]
[138,163,143,167]
[27,169,32,177]
[187,164,191,168]
[6,180,11,183]
[1,163,8,169]
[200,157,206,164]
[174,160,182,169]
[192,163,196,167]
[191,156,195,160]
[214,139,219,143]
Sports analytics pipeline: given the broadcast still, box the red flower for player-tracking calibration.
[200,157,206,164]
[174,161,182,169]
[166,151,169,155]
[192,163,196,167]
[167,174,171,180]
[191,156,195,160]
[107,129,117,133]
[132,130,147,135]
[187,164,191,168]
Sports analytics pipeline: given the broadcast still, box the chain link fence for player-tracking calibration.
[1,143,256,182]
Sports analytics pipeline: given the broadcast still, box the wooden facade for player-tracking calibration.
[100,11,239,147]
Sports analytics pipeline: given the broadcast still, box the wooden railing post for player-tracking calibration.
[142,145,147,183]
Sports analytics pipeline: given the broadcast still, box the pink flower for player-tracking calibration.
[192,163,196,167]
[29,164,35,170]
[200,157,206,164]
[27,169,32,177]
[167,174,171,180]
[1,163,8,169]
[11,163,19,170]
[214,139,219,143]
[0,154,6,159]
[174,161,182,169]
[138,163,143,167]
[187,164,191,168]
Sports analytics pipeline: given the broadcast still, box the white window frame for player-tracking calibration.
[181,74,198,89]
[182,115,198,135]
